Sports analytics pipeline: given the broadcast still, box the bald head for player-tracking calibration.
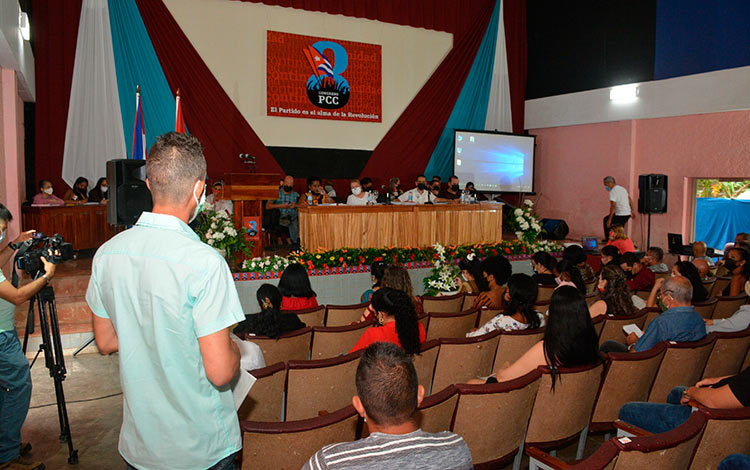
[692,259,710,279]
[692,241,707,257]
[662,276,693,305]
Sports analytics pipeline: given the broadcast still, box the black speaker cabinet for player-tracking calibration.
[638,174,668,214]
[107,159,153,226]
[540,218,569,240]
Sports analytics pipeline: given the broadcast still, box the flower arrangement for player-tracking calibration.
[194,204,251,260]
[241,255,291,274]
[423,243,460,296]
[509,199,544,244]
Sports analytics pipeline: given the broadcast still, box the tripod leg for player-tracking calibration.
[22,295,36,354]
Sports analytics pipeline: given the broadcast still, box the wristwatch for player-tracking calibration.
[42,274,49,284]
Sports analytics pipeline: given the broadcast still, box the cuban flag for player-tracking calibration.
[132,86,146,159]
[303,45,334,79]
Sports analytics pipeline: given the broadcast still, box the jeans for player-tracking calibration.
[618,386,693,434]
[719,454,750,470]
[603,214,630,240]
[126,452,237,470]
[0,330,33,464]
[288,212,299,244]
[600,340,629,353]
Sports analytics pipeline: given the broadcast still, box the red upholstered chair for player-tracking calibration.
[453,370,542,470]
[431,330,502,393]
[324,302,370,327]
[421,292,466,313]
[239,405,360,470]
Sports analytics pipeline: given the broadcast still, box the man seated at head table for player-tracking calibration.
[437,175,462,201]
[302,342,473,470]
[398,175,433,204]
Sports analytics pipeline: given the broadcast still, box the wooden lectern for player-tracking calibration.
[223,173,280,258]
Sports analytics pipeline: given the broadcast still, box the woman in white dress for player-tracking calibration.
[346,179,369,206]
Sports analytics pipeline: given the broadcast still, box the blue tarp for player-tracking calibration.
[695,198,750,250]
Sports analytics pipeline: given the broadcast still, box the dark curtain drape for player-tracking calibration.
[504,0,527,134]
[134,0,283,178]
[32,0,83,194]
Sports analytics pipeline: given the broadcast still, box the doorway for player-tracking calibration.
[694,179,750,252]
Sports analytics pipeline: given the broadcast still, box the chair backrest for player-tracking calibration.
[431,331,502,393]
[248,327,312,365]
[702,326,750,379]
[238,362,287,422]
[493,327,546,367]
[462,293,478,311]
[425,308,480,342]
[613,412,707,470]
[585,291,600,306]
[416,385,459,433]
[525,362,604,446]
[709,276,732,298]
[712,295,748,319]
[532,300,550,315]
[648,334,716,402]
[690,407,750,470]
[585,279,598,294]
[590,344,667,429]
[453,370,543,468]
[286,351,362,421]
[692,298,718,319]
[310,320,374,360]
[324,302,369,327]
[598,309,649,346]
[283,305,326,327]
[421,293,465,313]
[537,284,556,302]
[412,340,440,394]
[701,277,717,296]
[641,308,661,330]
[654,272,670,281]
[592,314,605,337]
[240,405,359,470]
[418,313,429,331]
[634,290,651,300]
[477,308,502,329]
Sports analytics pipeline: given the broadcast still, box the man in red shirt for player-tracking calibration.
[620,252,655,291]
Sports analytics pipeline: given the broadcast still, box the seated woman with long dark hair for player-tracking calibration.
[646,261,709,309]
[233,284,306,338]
[469,286,600,385]
[278,263,318,311]
[468,274,544,337]
[361,260,387,302]
[599,245,621,272]
[589,265,640,318]
[63,176,89,204]
[457,254,488,294]
[553,259,586,294]
[88,177,108,203]
[361,263,424,321]
[350,287,426,355]
[530,252,557,285]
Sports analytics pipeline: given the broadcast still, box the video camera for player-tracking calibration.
[15,233,74,277]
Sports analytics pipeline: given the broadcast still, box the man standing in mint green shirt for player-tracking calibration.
[0,203,55,470]
[88,133,244,470]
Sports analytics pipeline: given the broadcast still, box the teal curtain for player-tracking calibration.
[424,0,500,180]
[108,0,179,158]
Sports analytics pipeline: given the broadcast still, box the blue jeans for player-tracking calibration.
[288,212,299,244]
[0,330,33,464]
[126,452,236,470]
[618,386,693,434]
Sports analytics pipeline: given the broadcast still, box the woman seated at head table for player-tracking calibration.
[63,177,89,204]
[32,179,65,206]
[88,178,109,203]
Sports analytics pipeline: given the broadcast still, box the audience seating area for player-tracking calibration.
[234,286,750,469]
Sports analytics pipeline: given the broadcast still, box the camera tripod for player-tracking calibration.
[22,282,78,465]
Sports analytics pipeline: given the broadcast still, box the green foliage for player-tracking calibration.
[696,179,750,199]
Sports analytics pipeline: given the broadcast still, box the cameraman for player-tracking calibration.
[0,203,55,470]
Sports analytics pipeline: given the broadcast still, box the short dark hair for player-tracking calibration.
[0,203,13,223]
[356,342,419,426]
[532,251,557,272]
[562,245,587,264]
[146,132,207,204]
[449,175,458,181]
[481,255,512,286]
[416,174,426,180]
[278,263,316,298]
[306,176,321,187]
[647,246,664,261]
[360,177,373,187]
[600,245,620,262]
[431,175,441,182]
[620,252,640,267]
[38,179,51,189]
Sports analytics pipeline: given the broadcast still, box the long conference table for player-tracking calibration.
[298,202,504,250]
[22,204,122,251]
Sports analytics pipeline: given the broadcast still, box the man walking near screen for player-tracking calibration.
[87,132,243,470]
[602,176,635,241]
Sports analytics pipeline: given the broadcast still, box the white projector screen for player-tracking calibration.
[454,130,536,193]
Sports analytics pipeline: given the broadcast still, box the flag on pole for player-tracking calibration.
[132,85,146,159]
[175,88,185,133]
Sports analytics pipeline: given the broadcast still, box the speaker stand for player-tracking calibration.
[646,213,652,249]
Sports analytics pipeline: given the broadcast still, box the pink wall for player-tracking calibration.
[0,68,25,273]
[531,110,750,250]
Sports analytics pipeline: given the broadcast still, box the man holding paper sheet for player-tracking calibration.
[600,277,706,353]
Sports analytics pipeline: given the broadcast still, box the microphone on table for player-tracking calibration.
[381,185,393,205]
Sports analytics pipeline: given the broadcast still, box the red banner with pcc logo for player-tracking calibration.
[267,31,382,122]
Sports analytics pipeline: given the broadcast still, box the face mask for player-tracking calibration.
[0,230,5,244]
[461,273,468,282]
[417,183,426,190]
[324,185,334,193]
[605,186,612,192]
[352,187,362,196]
[451,184,459,191]
[282,185,293,192]
[101,186,108,193]
[43,188,53,195]
[725,259,738,271]
[189,182,206,223]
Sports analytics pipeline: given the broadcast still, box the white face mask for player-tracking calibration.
[461,273,468,282]
[43,187,53,195]
[189,181,206,223]
[0,229,5,244]
[352,186,362,196]
[101,186,108,193]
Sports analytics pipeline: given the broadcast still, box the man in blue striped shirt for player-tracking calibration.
[303,343,472,470]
